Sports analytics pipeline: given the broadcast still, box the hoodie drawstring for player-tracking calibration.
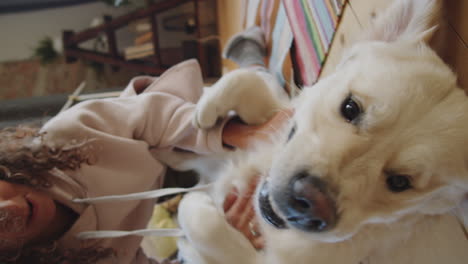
[72,184,212,239]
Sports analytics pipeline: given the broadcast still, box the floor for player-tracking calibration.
[0,58,137,101]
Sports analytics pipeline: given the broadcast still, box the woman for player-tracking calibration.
[0,59,289,263]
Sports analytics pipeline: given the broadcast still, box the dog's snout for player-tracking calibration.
[277,172,337,232]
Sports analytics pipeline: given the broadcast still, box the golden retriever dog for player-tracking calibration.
[176,0,468,263]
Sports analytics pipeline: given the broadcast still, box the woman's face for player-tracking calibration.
[0,180,57,250]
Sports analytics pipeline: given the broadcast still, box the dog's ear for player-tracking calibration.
[363,0,441,43]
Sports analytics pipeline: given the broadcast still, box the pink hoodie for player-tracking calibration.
[39,59,226,263]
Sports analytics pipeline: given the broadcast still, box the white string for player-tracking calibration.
[72,184,212,204]
[73,184,213,240]
[77,228,184,239]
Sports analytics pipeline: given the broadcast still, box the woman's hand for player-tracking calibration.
[223,177,264,250]
[222,109,294,149]
[220,109,294,248]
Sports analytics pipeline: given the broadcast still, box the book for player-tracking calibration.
[129,19,151,33]
[124,43,154,60]
[125,49,155,60]
[135,22,151,32]
[134,32,153,45]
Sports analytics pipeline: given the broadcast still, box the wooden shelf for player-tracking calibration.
[62,0,221,77]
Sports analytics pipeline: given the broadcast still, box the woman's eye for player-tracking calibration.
[287,124,296,142]
[386,174,412,192]
[340,96,362,122]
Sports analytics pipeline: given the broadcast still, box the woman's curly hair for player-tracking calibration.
[0,125,93,187]
[0,241,115,264]
[0,125,115,263]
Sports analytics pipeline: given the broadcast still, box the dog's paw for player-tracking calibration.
[192,90,223,129]
[193,69,284,130]
[235,106,271,125]
[178,192,230,262]
[178,192,260,264]
[178,192,223,240]
[177,238,212,264]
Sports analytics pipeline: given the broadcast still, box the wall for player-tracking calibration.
[0,2,137,62]
[0,0,219,100]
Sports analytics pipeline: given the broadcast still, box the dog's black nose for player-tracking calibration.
[275,172,337,232]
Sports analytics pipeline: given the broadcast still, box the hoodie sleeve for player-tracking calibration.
[41,59,225,154]
[40,60,220,264]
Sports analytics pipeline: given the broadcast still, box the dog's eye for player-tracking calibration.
[340,96,362,122]
[287,124,297,142]
[386,174,412,192]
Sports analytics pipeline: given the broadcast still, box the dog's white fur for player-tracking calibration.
[177,0,468,263]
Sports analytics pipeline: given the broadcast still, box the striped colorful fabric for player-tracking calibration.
[241,0,294,92]
[283,0,345,85]
[245,0,262,28]
[268,2,294,88]
[260,0,280,45]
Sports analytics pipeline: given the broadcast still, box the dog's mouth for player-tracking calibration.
[258,181,287,229]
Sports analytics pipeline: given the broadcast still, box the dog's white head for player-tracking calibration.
[257,0,468,243]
